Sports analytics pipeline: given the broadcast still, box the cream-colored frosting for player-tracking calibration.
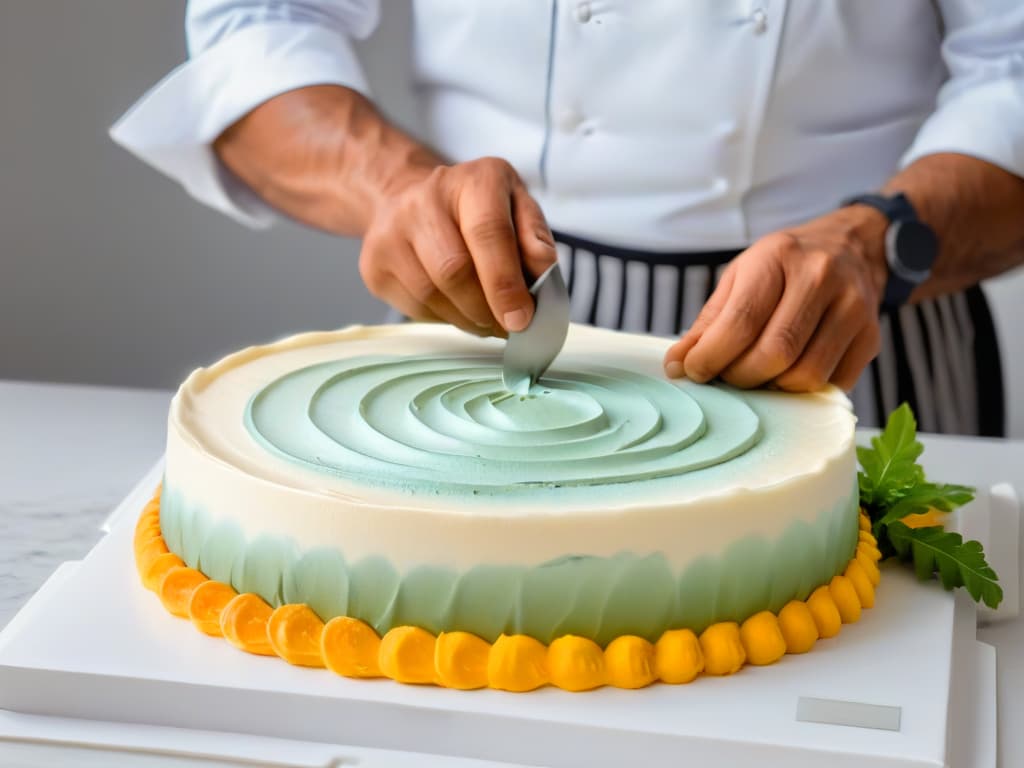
[165,324,856,573]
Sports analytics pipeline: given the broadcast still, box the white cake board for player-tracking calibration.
[0,461,997,768]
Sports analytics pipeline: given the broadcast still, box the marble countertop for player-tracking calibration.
[2,378,1023,766]
[0,380,172,629]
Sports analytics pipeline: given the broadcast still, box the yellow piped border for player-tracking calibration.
[135,488,882,692]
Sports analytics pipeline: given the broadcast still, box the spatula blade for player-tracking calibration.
[501,262,571,394]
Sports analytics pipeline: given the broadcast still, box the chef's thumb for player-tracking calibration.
[512,184,558,280]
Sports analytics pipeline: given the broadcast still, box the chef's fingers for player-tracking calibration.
[414,199,496,331]
[770,291,868,392]
[511,182,558,280]
[457,160,534,333]
[663,267,736,377]
[828,321,882,392]
[720,259,836,388]
[386,281,490,337]
[389,240,490,336]
[379,280,443,324]
[678,254,784,383]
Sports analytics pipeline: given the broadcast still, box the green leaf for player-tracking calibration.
[887,522,1003,609]
[860,403,997,610]
[857,403,925,509]
[876,482,975,528]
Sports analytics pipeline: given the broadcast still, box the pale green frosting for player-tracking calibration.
[243,356,762,496]
[160,483,859,646]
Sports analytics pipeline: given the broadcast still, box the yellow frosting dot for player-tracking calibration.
[777,600,819,654]
[134,525,163,556]
[548,635,606,692]
[136,537,170,585]
[435,632,491,690]
[604,636,656,689]
[268,604,326,668]
[142,551,185,593]
[135,533,167,559]
[487,634,548,692]
[220,592,275,656]
[157,565,208,618]
[806,585,842,639]
[858,514,871,532]
[134,509,160,540]
[844,560,876,609]
[135,509,160,527]
[829,575,862,624]
[654,628,704,684]
[856,550,882,586]
[321,616,382,678]
[187,580,237,637]
[857,540,884,564]
[379,626,437,685]
[739,611,787,666]
[699,622,746,676]
[858,529,878,547]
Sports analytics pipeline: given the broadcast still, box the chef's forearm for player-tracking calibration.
[882,153,1024,301]
[213,85,442,236]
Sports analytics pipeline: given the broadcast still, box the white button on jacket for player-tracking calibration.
[111,0,1024,252]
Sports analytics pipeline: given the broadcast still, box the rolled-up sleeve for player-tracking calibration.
[110,1,380,228]
[901,0,1024,178]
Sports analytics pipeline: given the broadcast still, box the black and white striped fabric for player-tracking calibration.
[553,231,1005,437]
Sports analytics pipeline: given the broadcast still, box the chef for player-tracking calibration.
[112,1,1024,436]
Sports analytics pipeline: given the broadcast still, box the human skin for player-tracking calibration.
[664,154,1024,391]
[214,85,1024,391]
[214,86,555,338]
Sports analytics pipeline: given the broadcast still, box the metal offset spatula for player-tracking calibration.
[502,261,571,394]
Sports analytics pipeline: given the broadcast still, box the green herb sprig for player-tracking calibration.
[858,403,1002,609]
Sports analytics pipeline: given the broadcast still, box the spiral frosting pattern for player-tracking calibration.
[244,355,762,495]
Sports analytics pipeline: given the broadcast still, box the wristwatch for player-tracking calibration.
[841,192,938,309]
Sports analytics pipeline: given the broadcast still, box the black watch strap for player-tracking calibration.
[841,192,933,309]
[881,256,914,309]
[842,192,916,223]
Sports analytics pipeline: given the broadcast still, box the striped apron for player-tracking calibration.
[553,231,1005,437]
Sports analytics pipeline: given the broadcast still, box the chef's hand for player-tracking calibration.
[359,157,557,337]
[214,87,557,337]
[663,206,889,392]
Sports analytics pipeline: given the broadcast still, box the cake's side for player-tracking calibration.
[136,488,883,691]
[158,479,859,645]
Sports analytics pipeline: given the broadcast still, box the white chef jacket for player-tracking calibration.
[111,0,1024,251]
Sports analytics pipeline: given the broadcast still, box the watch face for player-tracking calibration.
[891,220,938,281]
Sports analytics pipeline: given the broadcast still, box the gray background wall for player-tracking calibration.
[2,1,1023,436]
[1,1,414,390]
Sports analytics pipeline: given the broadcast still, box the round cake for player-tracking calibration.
[134,321,880,696]
[139,323,879,690]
